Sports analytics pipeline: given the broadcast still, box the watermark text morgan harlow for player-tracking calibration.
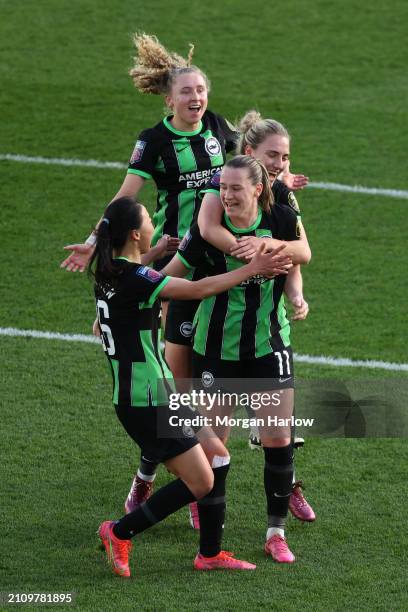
[169,414,315,429]
[167,390,314,429]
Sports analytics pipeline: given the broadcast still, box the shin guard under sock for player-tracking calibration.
[198,463,230,557]
[113,478,196,539]
[263,445,293,528]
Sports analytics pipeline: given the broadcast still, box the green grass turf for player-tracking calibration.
[1,0,408,609]
[1,162,406,364]
[1,337,408,611]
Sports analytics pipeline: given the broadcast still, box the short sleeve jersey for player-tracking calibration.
[176,206,300,360]
[94,261,173,407]
[127,110,238,245]
[199,170,302,346]
[201,170,301,215]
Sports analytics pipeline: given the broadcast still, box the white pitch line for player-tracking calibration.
[2,153,408,200]
[1,327,407,372]
[293,352,408,372]
[0,326,99,345]
[0,153,126,170]
[307,181,408,199]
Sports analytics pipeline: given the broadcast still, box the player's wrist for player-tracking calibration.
[85,232,97,247]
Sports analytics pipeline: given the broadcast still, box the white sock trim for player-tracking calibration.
[266,527,285,540]
[136,469,156,482]
[211,454,230,468]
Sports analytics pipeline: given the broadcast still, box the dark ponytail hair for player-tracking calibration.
[88,196,143,284]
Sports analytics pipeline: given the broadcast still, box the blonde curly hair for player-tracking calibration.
[129,33,210,95]
[237,110,289,154]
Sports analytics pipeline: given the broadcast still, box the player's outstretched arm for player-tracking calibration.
[160,244,292,301]
[161,253,192,278]
[61,174,145,272]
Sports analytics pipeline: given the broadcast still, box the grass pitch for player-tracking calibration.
[1,0,407,610]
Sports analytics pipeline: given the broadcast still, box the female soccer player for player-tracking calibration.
[131,114,314,526]
[61,33,237,277]
[162,156,304,562]
[198,112,315,523]
[91,195,291,576]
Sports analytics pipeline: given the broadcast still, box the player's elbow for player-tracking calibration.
[198,223,211,242]
[293,245,311,265]
[300,247,312,265]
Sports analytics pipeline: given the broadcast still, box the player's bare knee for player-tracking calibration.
[262,437,291,448]
[191,469,214,499]
[199,435,229,464]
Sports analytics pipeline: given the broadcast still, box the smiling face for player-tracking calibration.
[245,134,290,184]
[165,71,208,131]
[220,166,262,223]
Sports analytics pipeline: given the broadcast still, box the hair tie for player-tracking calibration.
[102,218,110,225]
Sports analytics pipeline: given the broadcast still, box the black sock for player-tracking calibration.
[198,464,230,557]
[263,445,293,527]
[139,455,158,478]
[113,478,195,540]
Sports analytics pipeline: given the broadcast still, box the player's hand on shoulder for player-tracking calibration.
[230,236,269,261]
[290,295,309,320]
[61,243,94,273]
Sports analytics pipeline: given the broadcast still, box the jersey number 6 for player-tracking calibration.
[96,299,116,356]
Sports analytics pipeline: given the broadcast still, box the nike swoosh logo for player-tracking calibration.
[273,492,291,498]
[174,144,190,152]
[279,377,291,383]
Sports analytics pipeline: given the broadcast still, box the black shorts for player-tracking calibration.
[164,299,200,346]
[192,346,294,392]
[115,403,199,464]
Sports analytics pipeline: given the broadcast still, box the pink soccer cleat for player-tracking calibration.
[125,475,153,514]
[289,481,316,522]
[189,502,200,529]
[265,534,295,564]
[194,550,256,570]
[98,521,132,577]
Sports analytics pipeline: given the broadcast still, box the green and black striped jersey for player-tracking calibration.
[94,260,173,407]
[176,206,300,360]
[127,110,237,245]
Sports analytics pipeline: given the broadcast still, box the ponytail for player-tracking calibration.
[129,33,210,96]
[257,163,273,212]
[88,197,143,284]
[237,109,290,155]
